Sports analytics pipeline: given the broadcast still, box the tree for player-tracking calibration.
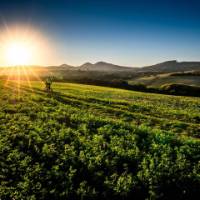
[45,77,53,92]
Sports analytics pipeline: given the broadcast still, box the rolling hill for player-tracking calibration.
[1,80,200,199]
[139,60,200,72]
[129,73,200,87]
[48,60,200,73]
[1,60,200,73]
[54,60,200,73]
[1,60,200,89]
[77,61,136,71]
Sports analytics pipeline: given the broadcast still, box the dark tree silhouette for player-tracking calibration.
[45,77,53,92]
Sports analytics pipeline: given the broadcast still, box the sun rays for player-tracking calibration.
[0,23,55,95]
[0,23,57,66]
[2,66,47,98]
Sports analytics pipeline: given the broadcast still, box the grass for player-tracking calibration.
[0,80,200,199]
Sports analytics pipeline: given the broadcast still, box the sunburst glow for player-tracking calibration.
[0,24,57,67]
[0,24,58,96]
[5,41,32,66]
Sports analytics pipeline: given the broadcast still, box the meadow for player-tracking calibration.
[0,80,200,199]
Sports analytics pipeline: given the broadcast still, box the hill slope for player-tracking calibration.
[1,80,200,199]
[1,60,200,74]
[129,73,200,87]
[52,60,200,73]
[78,61,136,71]
[140,60,200,72]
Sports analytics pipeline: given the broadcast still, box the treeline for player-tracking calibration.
[50,77,200,97]
[170,71,200,76]
[1,72,200,97]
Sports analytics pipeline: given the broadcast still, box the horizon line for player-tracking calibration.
[1,59,200,68]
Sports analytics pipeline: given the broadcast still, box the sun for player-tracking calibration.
[5,41,32,66]
[0,24,57,67]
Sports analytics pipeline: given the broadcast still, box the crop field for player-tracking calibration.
[0,80,200,199]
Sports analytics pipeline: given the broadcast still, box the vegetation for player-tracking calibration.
[128,73,200,88]
[1,65,200,97]
[160,83,200,96]
[0,80,200,199]
[170,71,200,76]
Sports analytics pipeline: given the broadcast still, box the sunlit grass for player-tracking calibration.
[0,79,200,199]
[2,66,44,97]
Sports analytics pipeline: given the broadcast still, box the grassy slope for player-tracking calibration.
[28,81,200,137]
[1,80,200,199]
[129,74,200,87]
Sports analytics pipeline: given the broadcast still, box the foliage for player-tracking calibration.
[0,80,200,199]
[160,83,200,96]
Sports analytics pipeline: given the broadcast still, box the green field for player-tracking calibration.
[1,80,200,199]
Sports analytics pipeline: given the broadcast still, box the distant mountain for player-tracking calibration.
[45,61,136,72]
[48,64,75,70]
[45,60,200,73]
[78,62,94,70]
[139,60,200,72]
[77,61,136,72]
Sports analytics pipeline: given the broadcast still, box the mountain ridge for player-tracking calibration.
[77,61,135,71]
[1,60,200,73]
[139,60,200,72]
[52,60,200,73]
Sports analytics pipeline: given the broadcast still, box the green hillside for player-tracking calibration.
[1,80,200,199]
[129,74,200,87]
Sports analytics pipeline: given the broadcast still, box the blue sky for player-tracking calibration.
[0,0,200,66]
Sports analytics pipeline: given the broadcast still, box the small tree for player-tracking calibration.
[45,77,53,92]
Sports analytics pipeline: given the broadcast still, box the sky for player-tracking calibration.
[0,0,200,67]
